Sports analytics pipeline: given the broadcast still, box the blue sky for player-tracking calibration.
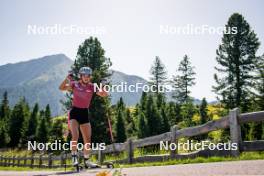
[0,0,264,101]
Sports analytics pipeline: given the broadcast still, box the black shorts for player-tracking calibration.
[69,107,90,124]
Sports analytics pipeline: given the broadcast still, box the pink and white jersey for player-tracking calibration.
[70,80,95,108]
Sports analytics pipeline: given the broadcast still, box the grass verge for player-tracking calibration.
[115,151,264,168]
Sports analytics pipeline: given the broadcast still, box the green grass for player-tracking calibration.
[115,151,264,168]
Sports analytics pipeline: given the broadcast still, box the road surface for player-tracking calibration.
[0,160,264,176]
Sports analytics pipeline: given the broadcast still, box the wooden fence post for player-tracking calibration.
[0,156,2,166]
[4,157,7,166]
[17,156,20,167]
[12,156,15,167]
[61,151,67,168]
[127,138,134,164]
[170,125,178,159]
[3,156,5,166]
[30,153,34,168]
[60,151,64,167]
[48,153,53,168]
[39,154,43,168]
[229,108,242,157]
[23,155,27,167]
[8,157,11,166]
[98,149,104,165]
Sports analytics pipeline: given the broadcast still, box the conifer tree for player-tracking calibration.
[213,13,260,112]
[254,55,264,110]
[145,94,162,135]
[0,120,10,147]
[149,56,168,95]
[25,103,39,141]
[137,112,147,138]
[171,55,196,104]
[36,110,48,143]
[0,91,10,121]
[125,109,136,138]
[8,98,28,147]
[166,102,182,126]
[0,92,10,147]
[160,106,170,133]
[114,103,127,142]
[200,98,209,124]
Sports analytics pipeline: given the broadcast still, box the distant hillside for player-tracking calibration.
[109,70,148,106]
[0,54,73,116]
[0,54,211,116]
[0,54,150,116]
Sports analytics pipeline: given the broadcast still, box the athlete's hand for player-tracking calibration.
[100,78,107,86]
[67,71,74,81]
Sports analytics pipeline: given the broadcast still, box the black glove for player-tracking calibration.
[100,78,108,86]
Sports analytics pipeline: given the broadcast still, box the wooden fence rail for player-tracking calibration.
[0,108,264,168]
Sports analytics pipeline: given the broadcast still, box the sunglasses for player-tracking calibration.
[81,74,91,77]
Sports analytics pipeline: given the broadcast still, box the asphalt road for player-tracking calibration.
[0,160,264,176]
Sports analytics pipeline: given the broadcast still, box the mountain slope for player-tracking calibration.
[110,70,148,106]
[0,54,148,116]
[0,54,73,116]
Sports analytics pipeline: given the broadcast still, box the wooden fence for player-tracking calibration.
[0,108,264,168]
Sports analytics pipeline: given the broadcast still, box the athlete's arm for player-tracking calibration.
[59,76,73,91]
[96,79,108,97]
[96,89,108,97]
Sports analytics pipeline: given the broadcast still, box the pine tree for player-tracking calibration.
[137,112,147,138]
[125,109,136,138]
[25,103,39,141]
[36,110,48,143]
[254,55,264,139]
[20,97,31,146]
[171,55,196,104]
[0,91,10,121]
[45,104,51,124]
[8,99,27,147]
[160,106,170,133]
[50,118,64,141]
[0,92,10,147]
[117,97,125,112]
[139,92,147,113]
[0,120,10,147]
[145,94,162,136]
[180,102,197,127]
[254,54,264,110]
[200,98,209,124]
[64,37,112,144]
[166,102,182,126]
[149,56,168,94]
[114,106,127,143]
[213,13,260,112]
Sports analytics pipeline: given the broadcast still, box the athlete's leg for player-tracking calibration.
[80,123,91,157]
[70,119,79,152]
[80,123,98,168]
[70,119,79,165]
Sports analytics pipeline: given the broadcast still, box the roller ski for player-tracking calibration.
[73,157,114,172]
